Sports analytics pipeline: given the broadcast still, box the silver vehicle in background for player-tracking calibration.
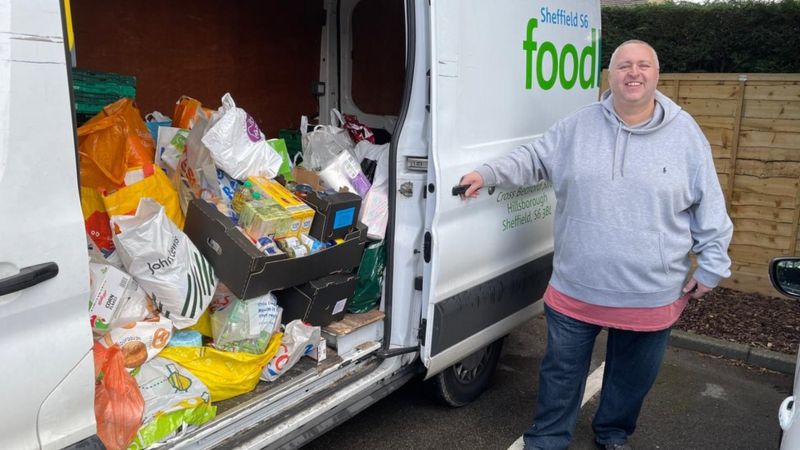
[769,257,800,449]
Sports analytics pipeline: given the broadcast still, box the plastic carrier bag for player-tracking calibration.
[261,320,321,382]
[130,356,215,449]
[82,164,185,255]
[348,240,386,313]
[93,342,145,450]
[111,198,217,329]
[210,285,282,355]
[78,98,155,191]
[201,93,283,181]
[299,110,355,171]
[158,332,282,402]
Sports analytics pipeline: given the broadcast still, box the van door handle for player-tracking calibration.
[451,185,495,196]
[0,262,59,296]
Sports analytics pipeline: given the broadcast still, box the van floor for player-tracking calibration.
[214,350,345,416]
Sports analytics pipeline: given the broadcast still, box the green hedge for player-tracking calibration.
[601,1,800,72]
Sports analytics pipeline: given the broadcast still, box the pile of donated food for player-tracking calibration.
[81,91,388,450]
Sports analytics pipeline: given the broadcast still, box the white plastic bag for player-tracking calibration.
[299,111,355,171]
[353,141,390,239]
[359,189,389,240]
[175,113,219,213]
[111,198,218,329]
[135,356,211,424]
[201,93,283,181]
[155,126,189,177]
[261,320,321,382]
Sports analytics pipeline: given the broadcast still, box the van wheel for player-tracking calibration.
[427,337,504,407]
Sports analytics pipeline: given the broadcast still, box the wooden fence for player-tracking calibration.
[600,72,800,296]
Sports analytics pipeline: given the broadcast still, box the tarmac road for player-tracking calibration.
[303,313,793,450]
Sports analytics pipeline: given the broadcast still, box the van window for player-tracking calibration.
[350,0,405,116]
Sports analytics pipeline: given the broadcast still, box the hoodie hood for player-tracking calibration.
[600,89,682,178]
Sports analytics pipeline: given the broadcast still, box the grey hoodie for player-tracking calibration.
[476,90,733,308]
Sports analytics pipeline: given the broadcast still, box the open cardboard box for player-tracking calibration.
[184,199,367,299]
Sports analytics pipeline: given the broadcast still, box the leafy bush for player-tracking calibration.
[601,1,800,72]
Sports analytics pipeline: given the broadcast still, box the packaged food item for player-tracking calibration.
[167,330,203,347]
[89,262,155,335]
[231,179,262,213]
[257,236,284,257]
[300,234,326,254]
[249,176,315,236]
[101,315,174,368]
[275,236,310,258]
[238,198,295,240]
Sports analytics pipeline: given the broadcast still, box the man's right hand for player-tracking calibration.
[459,171,484,199]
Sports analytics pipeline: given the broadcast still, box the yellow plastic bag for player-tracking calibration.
[103,164,185,229]
[185,310,213,338]
[158,333,282,402]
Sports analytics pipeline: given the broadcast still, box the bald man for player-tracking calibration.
[460,41,733,450]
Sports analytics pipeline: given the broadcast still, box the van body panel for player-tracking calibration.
[422,0,601,370]
[1,0,604,447]
[0,0,96,447]
[430,253,552,356]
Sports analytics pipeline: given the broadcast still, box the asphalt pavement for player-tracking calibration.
[303,313,793,450]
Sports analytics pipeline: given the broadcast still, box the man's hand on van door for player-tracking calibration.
[460,171,484,199]
[682,278,712,300]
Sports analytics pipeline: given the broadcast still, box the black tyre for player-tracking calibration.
[427,337,505,407]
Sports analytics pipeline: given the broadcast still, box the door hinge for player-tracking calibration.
[414,276,423,291]
[418,318,427,346]
[423,231,432,263]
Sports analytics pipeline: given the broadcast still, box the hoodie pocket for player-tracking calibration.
[557,216,670,294]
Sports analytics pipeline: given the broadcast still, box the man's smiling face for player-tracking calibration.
[609,43,659,110]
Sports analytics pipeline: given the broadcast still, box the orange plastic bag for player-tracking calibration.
[78,98,155,191]
[172,96,212,130]
[93,342,145,450]
[102,164,185,229]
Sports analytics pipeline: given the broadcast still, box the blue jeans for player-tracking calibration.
[523,305,671,450]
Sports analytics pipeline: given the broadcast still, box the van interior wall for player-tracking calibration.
[70,0,325,132]
[350,0,405,116]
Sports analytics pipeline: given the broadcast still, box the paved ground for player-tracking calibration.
[303,314,793,450]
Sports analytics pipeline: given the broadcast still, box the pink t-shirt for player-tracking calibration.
[544,284,690,332]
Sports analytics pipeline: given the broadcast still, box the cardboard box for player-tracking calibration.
[274,273,359,327]
[304,191,362,242]
[292,166,326,192]
[184,199,366,299]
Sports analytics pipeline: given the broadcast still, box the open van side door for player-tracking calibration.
[421,0,601,375]
[0,1,96,448]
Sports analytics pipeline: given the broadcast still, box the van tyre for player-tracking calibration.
[427,337,505,407]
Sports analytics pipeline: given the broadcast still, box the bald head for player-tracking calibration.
[609,40,660,71]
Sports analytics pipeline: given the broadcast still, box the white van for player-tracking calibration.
[0,0,600,448]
